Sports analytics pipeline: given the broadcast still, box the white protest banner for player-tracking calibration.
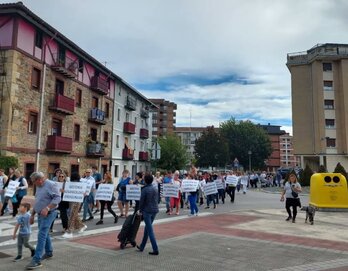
[95,184,114,201]
[226,175,238,186]
[0,177,4,190]
[126,185,141,201]
[181,179,199,193]
[215,179,224,190]
[56,182,64,196]
[163,183,180,198]
[203,182,218,196]
[4,181,19,198]
[81,178,94,195]
[63,182,87,203]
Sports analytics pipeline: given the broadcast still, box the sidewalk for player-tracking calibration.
[1,207,348,271]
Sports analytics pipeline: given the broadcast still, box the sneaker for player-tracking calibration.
[93,209,100,214]
[188,214,194,217]
[78,225,87,233]
[26,261,42,270]
[196,212,199,216]
[41,254,53,260]
[114,216,118,223]
[285,216,292,221]
[13,255,23,262]
[204,206,210,209]
[96,220,104,225]
[175,212,179,215]
[31,249,35,257]
[87,216,94,221]
[62,232,73,238]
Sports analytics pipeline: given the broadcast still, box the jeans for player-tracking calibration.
[17,234,35,256]
[227,186,236,202]
[32,210,57,263]
[217,189,225,204]
[165,197,170,211]
[206,194,216,207]
[83,195,93,220]
[188,194,198,215]
[139,211,158,252]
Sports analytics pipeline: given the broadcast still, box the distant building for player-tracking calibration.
[279,133,299,168]
[287,43,348,171]
[149,99,177,137]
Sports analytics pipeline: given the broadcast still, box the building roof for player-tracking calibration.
[0,2,156,108]
[260,124,286,135]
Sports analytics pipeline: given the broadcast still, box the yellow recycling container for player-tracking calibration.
[309,173,348,209]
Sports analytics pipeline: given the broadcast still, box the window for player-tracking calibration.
[25,163,35,182]
[31,68,41,90]
[92,97,98,108]
[34,29,43,48]
[323,63,332,71]
[118,86,121,96]
[325,119,335,128]
[74,124,80,141]
[55,79,64,95]
[105,103,110,118]
[323,81,333,91]
[126,112,130,122]
[103,131,108,142]
[134,139,136,150]
[114,165,119,177]
[324,100,334,109]
[28,112,38,134]
[78,58,83,73]
[52,118,62,136]
[116,135,120,148]
[90,128,97,141]
[117,109,121,121]
[75,89,82,107]
[326,138,336,148]
[134,117,137,127]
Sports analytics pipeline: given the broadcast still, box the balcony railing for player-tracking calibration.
[51,53,78,78]
[123,122,135,134]
[139,151,148,161]
[140,128,149,139]
[122,148,134,160]
[140,108,149,118]
[86,142,105,157]
[46,135,72,153]
[89,108,106,125]
[90,75,109,95]
[49,94,75,115]
[125,96,136,111]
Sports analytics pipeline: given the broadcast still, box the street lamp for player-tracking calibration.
[248,150,252,172]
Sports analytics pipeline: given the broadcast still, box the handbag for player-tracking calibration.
[291,190,298,198]
[11,194,18,203]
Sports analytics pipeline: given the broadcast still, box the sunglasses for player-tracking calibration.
[59,175,65,178]
[85,172,91,174]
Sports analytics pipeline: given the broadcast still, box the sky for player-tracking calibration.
[8,0,348,134]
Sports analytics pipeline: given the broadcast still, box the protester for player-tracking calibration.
[26,172,60,270]
[82,168,95,222]
[169,171,181,215]
[163,171,173,213]
[96,171,118,225]
[12,202,35,262]
[187,174,199,216]
[0,168,8,212]
[137,173,159,255]
[92,165,102,214]
[117,169,132,217]
[12,169,29,217]
[204,172,216,209]
[280,171,302,223]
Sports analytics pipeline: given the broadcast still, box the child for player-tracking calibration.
[12,202,35,262]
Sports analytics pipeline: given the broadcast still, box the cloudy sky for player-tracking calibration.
[10,0,348,134]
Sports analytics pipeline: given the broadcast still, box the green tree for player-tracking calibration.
[156,135,189,171]
[219,118,272,170]
[194,126,229,168]
[299,164,313,187]
[334,162,348,181]
[0,156,18,173]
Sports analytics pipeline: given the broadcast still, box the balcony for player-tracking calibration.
[48,94,75,115]
[123,122,135,134]
[125,96,136,111]
[90,75,109,95]
[46,135,72,153]
[140,108,149,118]
[139,151,149,161]
[86,142,105,157]
[51,54,78,78]
[89,108,106,125]
[140,128,149,139]
[122,148,134,160]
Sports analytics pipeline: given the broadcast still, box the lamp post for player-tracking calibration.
[248,150,252,172]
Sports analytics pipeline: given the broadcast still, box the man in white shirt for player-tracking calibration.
[82,169,96,222]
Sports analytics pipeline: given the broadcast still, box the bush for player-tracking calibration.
[299,164,313,187]
[333,162,348,181]
[318,164,327,173]
[0,156,18,174]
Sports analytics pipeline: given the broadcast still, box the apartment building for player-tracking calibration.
[279,133,299,168]
[0,2,154,180]
[287,43,348,171]
[149,99,177,137]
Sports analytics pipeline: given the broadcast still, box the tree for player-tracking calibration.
[156,135,189,171]
[194,126,229,168]
[318,164,327,173]
[299,164,313,187]
[219,118,272,170]
[334,162,348,181]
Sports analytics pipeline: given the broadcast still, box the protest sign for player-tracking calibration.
[203,182,218,196]
[126,185,141,201]
[56,182,63,196]
[226,175,239,186]
[215,179,224,190]
[80,178,94,195]
[95,184,114,201]
[4,181,20,198]
[62,182,87,203]
[163,183,180,198]
[181,179,199,192]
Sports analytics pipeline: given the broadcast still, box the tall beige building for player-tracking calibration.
[287,43,348,171]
